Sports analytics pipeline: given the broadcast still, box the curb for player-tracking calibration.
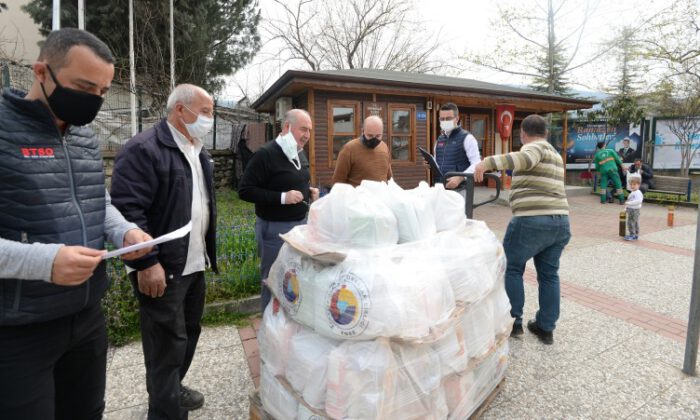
[204,295,261,316]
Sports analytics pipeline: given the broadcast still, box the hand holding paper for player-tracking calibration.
[102,221,192,260]
[120,229,154,261]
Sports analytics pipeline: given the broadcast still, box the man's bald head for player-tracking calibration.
[363,116,383,139]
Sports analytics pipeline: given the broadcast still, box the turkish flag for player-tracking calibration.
[496,105,515,140]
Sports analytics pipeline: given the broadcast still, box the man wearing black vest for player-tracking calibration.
[111,84,218,419]
[238,109,319,312]
[434,103,482,190]
[0,28,152,419]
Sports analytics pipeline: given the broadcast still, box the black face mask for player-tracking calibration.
[40,65,104,126]
[362,134,381,149]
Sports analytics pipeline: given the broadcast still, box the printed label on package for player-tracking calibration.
[325,273,370,337]
[278,260,302,315]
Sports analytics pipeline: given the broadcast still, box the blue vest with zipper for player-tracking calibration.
[0,88,107,326]
[435,127,471,181]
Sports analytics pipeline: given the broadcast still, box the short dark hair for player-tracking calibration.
[597,141,605,149]
[38,28,114,70]
[439,102,459,116]
[634,158,642,163]
[521,114,547,137]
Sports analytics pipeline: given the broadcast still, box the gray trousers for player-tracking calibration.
[255,217,306,312]
[626,208,640,236]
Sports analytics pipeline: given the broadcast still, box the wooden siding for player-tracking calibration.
[311,90,430,190]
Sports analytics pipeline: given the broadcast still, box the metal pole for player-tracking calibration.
[169,0,175,90]
[78,0,85,29]
[52,0,61,30]
[129,0,137,137]
[137,87,143,133]
[213,99,218,149]
[2,65,9,88]
[682,208,700,375]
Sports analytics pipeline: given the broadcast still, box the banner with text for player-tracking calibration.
[554,122,640,169]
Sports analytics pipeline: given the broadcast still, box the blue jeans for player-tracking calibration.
[255,217,306,312]
[503,215,571,332]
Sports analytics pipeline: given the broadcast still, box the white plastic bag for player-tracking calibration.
[259,298,301,376]
[461,296,495,360]
[267,243,318,328]
[325,338,448,420]
[311,248,455,341]
[261,363,299,420]
[490,284,513,337]
[430,223,504,303]
[444,339,509,420]
[430,183,466,231]
[308,183,398,248]
[388,342,448,420]
[361,180,437,243]
[325,338,396,419]
[286,327,339,409]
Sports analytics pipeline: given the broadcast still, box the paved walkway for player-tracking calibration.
[105,187,700,419]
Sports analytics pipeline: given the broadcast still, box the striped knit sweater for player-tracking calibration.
[482,139,569,216]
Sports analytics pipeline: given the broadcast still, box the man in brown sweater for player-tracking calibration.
[332,116,393,187]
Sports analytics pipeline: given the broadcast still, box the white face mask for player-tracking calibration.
[183,105,214,138]
[276,131,301,170]
[440,119,456,133]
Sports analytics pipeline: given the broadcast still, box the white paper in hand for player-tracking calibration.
[102,221,192,259]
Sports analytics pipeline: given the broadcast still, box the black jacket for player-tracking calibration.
[0,88,108,325]
[110,119,217,274]
[238,140,310,222]
[629,163,655,188]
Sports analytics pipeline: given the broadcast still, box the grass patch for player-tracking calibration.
[102,188,260,346]
[202,309,250,328]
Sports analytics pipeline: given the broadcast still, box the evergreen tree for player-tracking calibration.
[23,0,260,107]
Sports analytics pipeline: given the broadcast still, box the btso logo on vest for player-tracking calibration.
[20,147,55,158]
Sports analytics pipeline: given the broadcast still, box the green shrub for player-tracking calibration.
[102,189,260,345]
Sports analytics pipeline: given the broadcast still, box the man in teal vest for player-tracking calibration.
[594,141,626,204]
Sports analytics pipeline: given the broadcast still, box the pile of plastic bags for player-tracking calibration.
[259,181,511,419]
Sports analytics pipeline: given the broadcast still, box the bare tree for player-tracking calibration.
[465,0,606,95]
[0,25,25,63]
[653,79,700,177]
[265,0,443,73]
[638,0,699,84]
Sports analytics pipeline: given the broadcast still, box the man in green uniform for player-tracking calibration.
[594,141,625,204]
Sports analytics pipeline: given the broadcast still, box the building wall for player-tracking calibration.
[1,1,43,64]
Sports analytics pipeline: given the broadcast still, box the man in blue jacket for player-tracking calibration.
[0,28,152,419]
[434,102,481,189]
[111,84,217,420]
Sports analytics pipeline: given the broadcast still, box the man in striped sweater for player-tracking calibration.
[474,114,571,345]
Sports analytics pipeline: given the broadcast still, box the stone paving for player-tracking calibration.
[105,187,700,419]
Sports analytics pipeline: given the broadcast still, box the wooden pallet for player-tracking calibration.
[469,378,506,420]
[249,390,272,420]
[249,378,505,420]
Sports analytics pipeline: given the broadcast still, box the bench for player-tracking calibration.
[647,175,692,202]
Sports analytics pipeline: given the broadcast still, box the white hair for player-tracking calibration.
[283,109,311,126]
[166,84,212,114]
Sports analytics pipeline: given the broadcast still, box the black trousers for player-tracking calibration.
[130,270,206,420]
[0,304,107,420]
